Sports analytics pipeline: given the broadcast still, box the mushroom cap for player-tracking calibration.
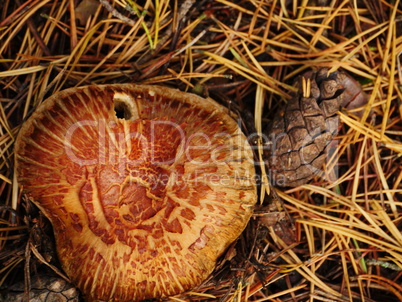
[15,84,257,301]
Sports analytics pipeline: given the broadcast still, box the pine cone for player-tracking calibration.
[5,275,80,302]
[264,68,345,187]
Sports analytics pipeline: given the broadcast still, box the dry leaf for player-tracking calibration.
[75,0,100,25]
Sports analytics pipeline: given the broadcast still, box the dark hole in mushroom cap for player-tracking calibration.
[114,100,132,120]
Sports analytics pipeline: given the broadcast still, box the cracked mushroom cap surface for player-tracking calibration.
[15,84,257,301]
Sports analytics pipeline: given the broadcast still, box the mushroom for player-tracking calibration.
[15,84,257,301]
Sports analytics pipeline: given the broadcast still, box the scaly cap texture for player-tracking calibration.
[15,84,257,301]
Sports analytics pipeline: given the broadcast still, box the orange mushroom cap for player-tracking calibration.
[15,84,257,301]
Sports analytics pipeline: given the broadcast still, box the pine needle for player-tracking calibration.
[1,0,401,300]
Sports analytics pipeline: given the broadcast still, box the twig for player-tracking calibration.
[15,0,51,56]
[136,0,197,65]
[99,0,136,27]
[0,0,35,27]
